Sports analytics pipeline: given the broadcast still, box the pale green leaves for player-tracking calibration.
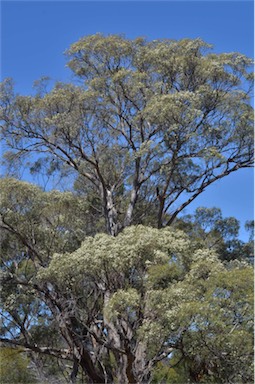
[66,34,143,80]
[104,288,140,321]
[0,178,90,264]
[39,225,191,285]
[1,35,253,234]
[143,91,203,127]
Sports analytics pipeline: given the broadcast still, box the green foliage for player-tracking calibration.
[1,35,253,234]
[37,225,253,383]
[0,178,253,383]
[245,219,254,242]
[146,263,183,289]
[0,347,36,383]
[151,356,189,384]
[38,225,191,284]
[0,177,95,264]
[175,206,254,263]
[0,33,253,383]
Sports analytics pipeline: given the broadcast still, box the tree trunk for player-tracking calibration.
[103,290,133,383]
[106,189,119,236]
[100,186,119,236]
[43,288,106,383]
[123,186,140,228]
[157,190,166,229]
[134,341,151,383]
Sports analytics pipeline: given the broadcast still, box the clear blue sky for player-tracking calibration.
[1,1,254,240]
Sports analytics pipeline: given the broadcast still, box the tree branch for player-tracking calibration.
[0,337,73,361]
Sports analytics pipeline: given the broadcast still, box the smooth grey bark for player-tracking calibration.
[100,187,120,236]
[123,186,140,228]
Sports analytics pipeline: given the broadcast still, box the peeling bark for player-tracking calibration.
[105,189,119,237]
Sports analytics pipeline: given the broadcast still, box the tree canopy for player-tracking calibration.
[0,34,254,383]
[0,180,253,382]
[1,34,253,235]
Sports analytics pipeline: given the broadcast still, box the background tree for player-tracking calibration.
[0,178,93,383]
[174,207,254,263]
[1,34,253,235]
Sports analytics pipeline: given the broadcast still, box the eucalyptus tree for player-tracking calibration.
[36,229,254,384]
[0,178,93,383]
[174,207,254,263]
[0,179,253,383]
[1,34,253,235]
